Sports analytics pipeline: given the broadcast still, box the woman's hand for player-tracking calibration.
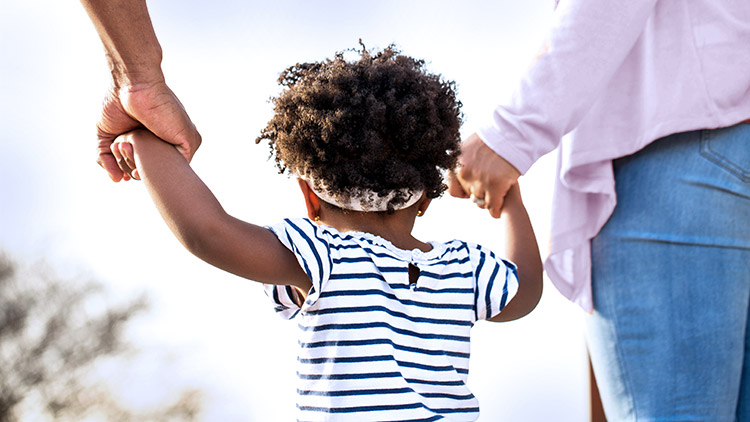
[449,132,521,218]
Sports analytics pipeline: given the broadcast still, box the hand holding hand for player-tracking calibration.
[449,132,521,218]
[110,131,138,181]
[96,81,201,182]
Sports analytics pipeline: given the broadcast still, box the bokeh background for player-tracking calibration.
[0,0,589,420]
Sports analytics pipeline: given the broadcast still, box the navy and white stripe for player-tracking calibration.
[265,218,518,421]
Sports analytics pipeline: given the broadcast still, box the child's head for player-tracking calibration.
[256,44,462,213]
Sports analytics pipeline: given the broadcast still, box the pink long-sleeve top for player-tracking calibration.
[477,0,750,312]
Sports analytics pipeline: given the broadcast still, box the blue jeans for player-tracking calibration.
[586,122,750,422]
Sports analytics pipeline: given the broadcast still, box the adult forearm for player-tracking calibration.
[478,0,658,174]
[81,0,164,87]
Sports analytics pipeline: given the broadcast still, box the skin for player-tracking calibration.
[449,132,521,218]
[486,182,542,322]
[80,0,201,182]
[78,0,539,315]
[297,180,433,253]
[447,133,541,320]
[112,129,542,322]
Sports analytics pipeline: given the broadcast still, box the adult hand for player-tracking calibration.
[96,80,201,182]
[449,132,521,218]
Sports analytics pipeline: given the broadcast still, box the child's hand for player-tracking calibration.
[110,131,143,181]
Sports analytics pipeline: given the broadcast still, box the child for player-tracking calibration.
[112,45,542,421]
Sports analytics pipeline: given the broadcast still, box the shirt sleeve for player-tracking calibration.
[470,244,519,321]
[263,218,333,319]
[477,0,658,173]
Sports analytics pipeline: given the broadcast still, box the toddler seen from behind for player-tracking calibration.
[112,45,543,421]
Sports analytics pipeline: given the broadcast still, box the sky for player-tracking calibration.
[0,1,589,420]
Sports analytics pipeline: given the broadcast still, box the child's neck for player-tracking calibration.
[319,210,431,253]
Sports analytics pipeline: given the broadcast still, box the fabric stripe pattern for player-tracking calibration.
[265,218,518,421]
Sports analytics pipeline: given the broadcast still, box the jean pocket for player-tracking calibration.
[700,123,750,182]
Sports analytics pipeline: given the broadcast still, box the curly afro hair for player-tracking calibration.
[256,43,462,212]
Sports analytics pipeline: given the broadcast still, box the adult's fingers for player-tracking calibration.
[95,88,139,182]
[467,185,488,209]
[484,188,506,219]
[458,133,522,218]
[471,194,488,210]
[123,83,201,163]
[448,170,470,199]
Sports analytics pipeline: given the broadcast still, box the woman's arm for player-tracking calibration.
[114,130,311,291]
[489,184,543,322]
[451,0,659,215]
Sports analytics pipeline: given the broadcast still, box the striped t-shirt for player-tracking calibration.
[265,218,519,421]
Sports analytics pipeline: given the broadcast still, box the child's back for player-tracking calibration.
[268,218,518,420]
[114,44,542,421]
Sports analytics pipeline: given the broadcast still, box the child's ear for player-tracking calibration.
[416,195,432,217]
[297,178,321,220]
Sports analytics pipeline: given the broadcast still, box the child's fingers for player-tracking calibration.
[110,140,131,182]
[111,139,139,181]
[120,141,135,167]
[119,142,139,180]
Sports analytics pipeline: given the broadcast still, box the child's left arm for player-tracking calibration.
[112,129,312,292]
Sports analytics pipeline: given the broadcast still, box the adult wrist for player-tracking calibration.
[81,0,166,88]
[475,126,531,175]
[107,49,165,89]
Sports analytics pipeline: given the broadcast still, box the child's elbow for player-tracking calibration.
[522,269,544,315]
[174,220,224,261]
[489,269,543,322]
[180,231,209,258]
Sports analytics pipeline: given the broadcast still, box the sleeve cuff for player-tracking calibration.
[476,124,536,175]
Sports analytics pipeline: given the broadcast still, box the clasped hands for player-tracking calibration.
[448,133,522,218]
[95,80,201,182]
[94,84,517,217]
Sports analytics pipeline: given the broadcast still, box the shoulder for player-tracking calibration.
[413,239,497,267]
[268,218,376,258]
[446,240,517,274]
[436,239,495,260]
[268,218,335,247]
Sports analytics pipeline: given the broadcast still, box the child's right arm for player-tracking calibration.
[113,129,312,293]
[488,184,543,322]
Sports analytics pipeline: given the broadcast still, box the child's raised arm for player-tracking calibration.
[113,129,312,292]
[489,184,543,322]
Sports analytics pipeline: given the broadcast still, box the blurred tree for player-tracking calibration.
[0,253,202,422]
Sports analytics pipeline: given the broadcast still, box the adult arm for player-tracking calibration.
[489,184,543,322]
[451,0,659,217]
[81,0,201,181]
[112,130,311,291]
